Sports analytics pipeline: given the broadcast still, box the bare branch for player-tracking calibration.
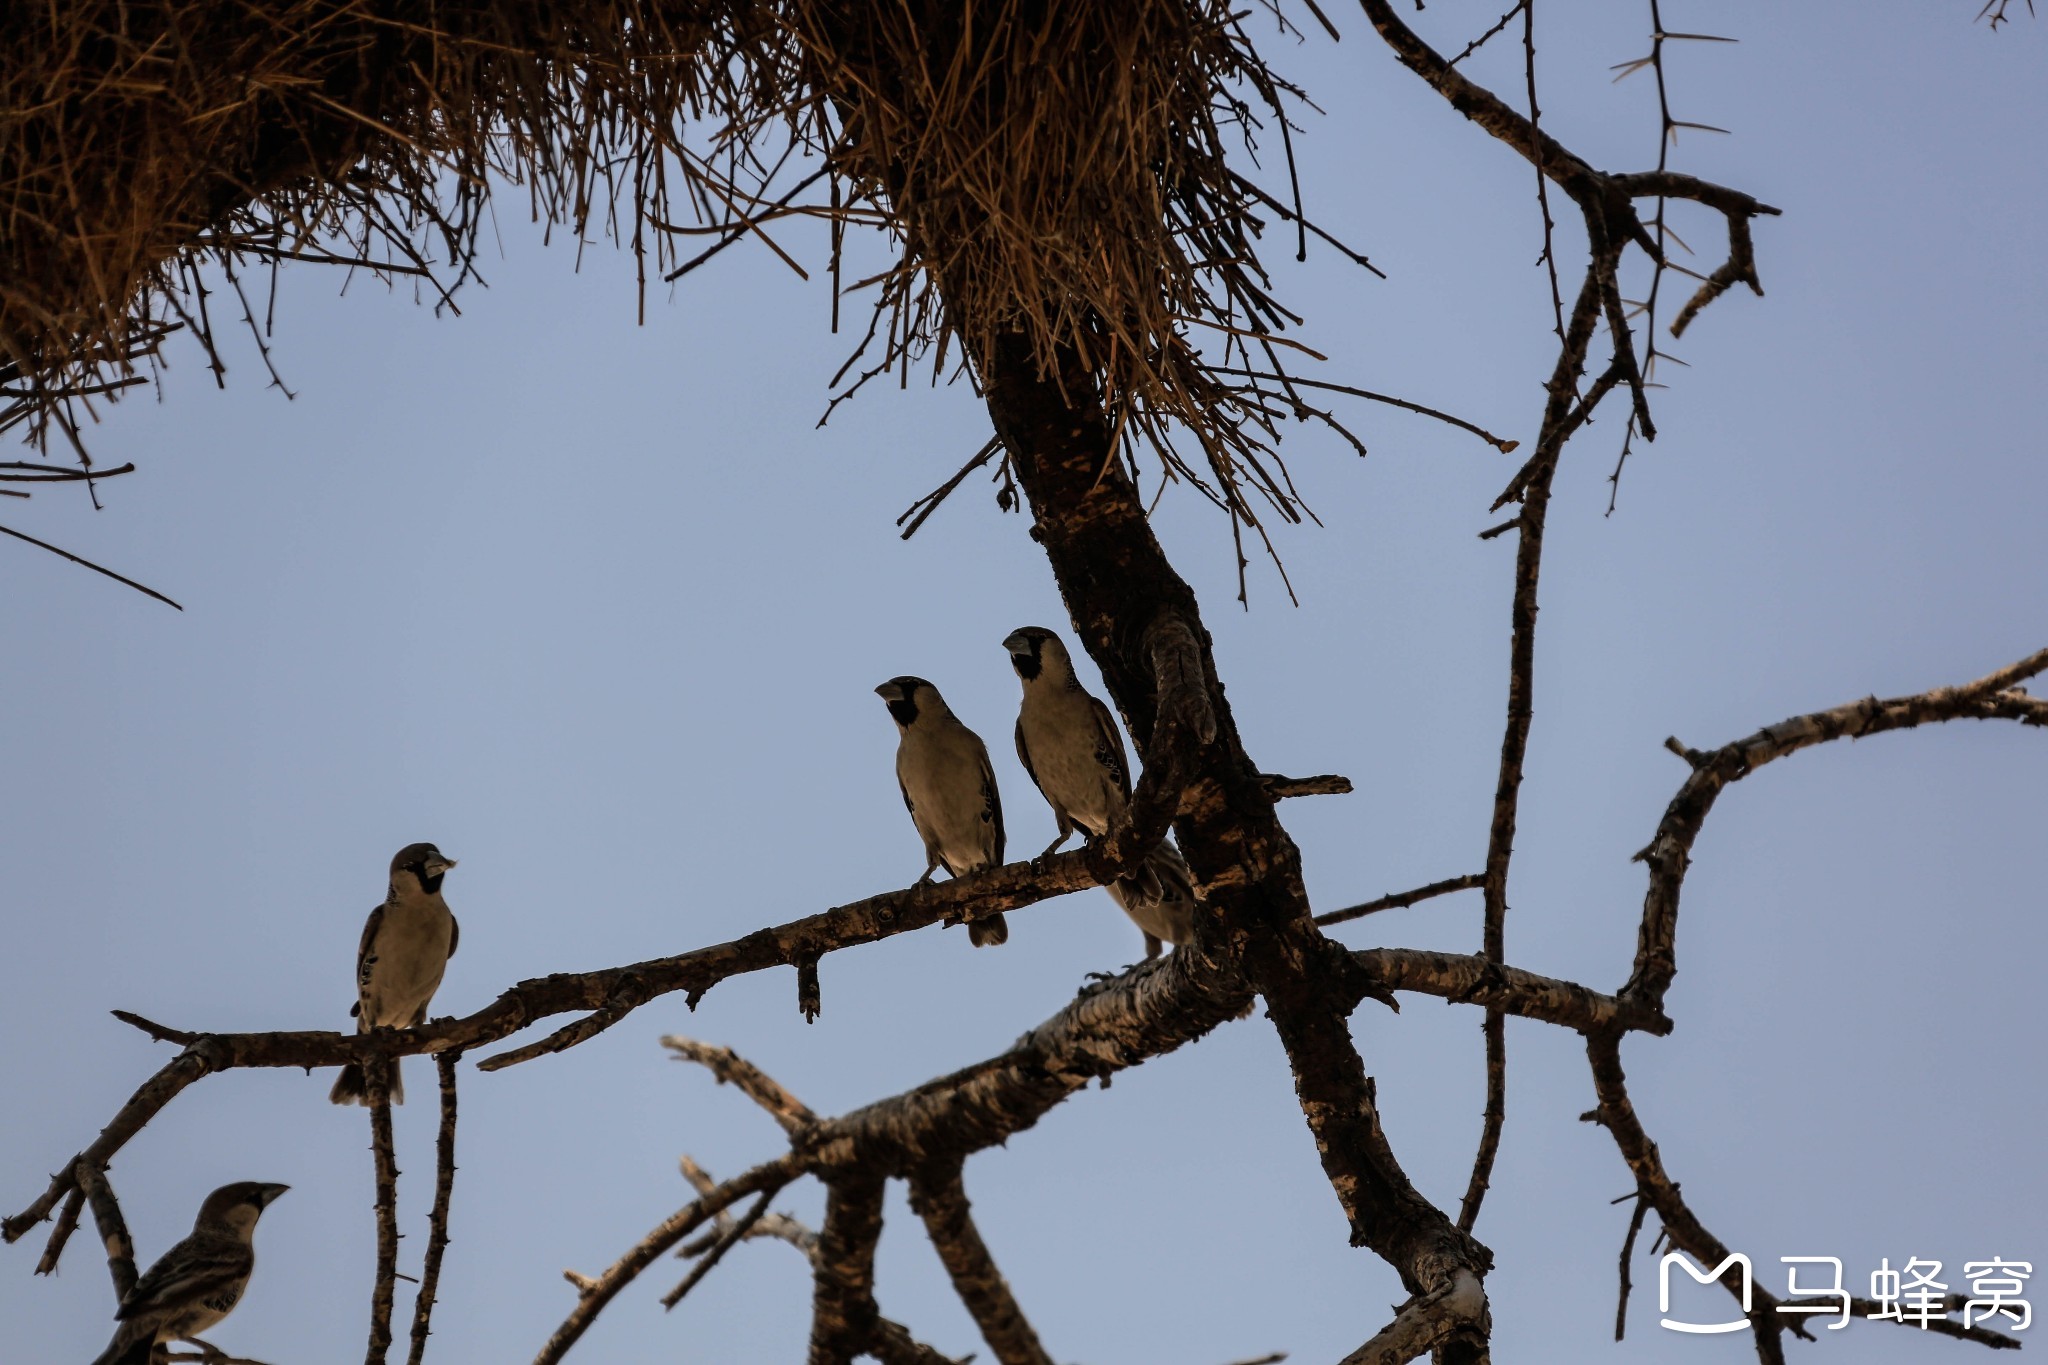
[661,1189,775,1310]
[1316,874,1482,927]
[537,1155,801,1365]
[7,851,1111,1240]
[663,1037,818,1135]
[1261,773,1354,799]
[1626,650,2048,1008]
[1353,949,1668,1035]
[76,1162,137,1303]
[909,1161,1054,1365]
[366,1070,399,1365]
[405,1051,462,1365]
[33,1187,82,1277]
[809,1175,885,1365]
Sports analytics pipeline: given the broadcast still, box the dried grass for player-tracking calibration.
[2,0,1354,538]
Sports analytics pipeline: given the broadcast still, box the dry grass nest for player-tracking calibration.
[3,0,1410,551]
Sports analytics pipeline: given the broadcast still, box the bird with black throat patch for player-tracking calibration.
[329,842,459,1105]
[89,1181,288,1365]
[1004,625,1199,956]
[875,676,1009,946]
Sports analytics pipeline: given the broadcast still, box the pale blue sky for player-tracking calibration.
[4,4,2042,1363]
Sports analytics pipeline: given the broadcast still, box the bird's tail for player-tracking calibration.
[329,1059,405,1105]
[968,912,1009,947]
[1108,842,1199,948]
[89,1325,154,1365]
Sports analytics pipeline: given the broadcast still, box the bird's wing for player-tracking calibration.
[447,913,459,960]
[978,739,1005,863]
[117,1236,252,1321]
[1013,716,1045,797]
[355,901,387,995]
[1087,695,1132,799]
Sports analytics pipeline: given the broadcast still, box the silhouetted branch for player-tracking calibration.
[540,1155,801,1365]
[367,1067,399,1365]
[6,851,1113,1242]
[1625,648,2048,1009]
[1316,874,1482,927]
[660,1189,774,1310]
[405,1051,461,1365]
[1261,772,1354,799]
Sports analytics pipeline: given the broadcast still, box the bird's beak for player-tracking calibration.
[258,1184,290,1206]
[1002,631,1031,657]
[425,854,457,878]
[874,682,903,702]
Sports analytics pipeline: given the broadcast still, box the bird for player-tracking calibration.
[1004,626,1200,955]
[875,676,1008,946]
[90,1181,288,1365]
[329,842,459,1105]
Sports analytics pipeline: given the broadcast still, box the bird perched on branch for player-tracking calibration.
[330,842,459,1105]
[1004,626,1199,956]
[876,676,1008,946]
[90,1181,287,1365]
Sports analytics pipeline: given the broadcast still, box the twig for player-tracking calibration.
[33,1186,83,1277]
[404,1050,462,1365]
[537,1155,802,1365]
[660,1188,778,1309]
[1315,873,1482,926]
[0,524,183,611]
[1261,772,1353,799]
[1204,367,1517,452]
[663,1037,818,1135]
[1613,1194,1647,1340]
[896,436,1003,540]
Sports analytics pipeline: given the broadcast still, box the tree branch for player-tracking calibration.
[538,1155,801,1365]
[405,1051,462,1365]
[6,851,1107,1243]
[1625,648,2048,1008]
[1316,873,1483,927]
[908,1161,1054,1365]
[663,1037,819,1136]
[808,1175,885,1365]
[1354,949,1668,1035]
[366,1069,399,1365]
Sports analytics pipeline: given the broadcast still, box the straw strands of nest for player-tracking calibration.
[3,0,1383,543]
